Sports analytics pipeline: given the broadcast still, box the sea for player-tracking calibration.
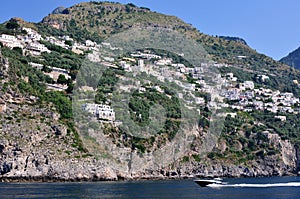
[0,176,299,199]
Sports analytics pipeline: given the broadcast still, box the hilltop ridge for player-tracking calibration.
[39,2,290,72]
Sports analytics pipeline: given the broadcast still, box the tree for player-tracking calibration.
[6,18,20,30]
[42,65,52,73]
[66,83,74,94]
[64,40,73,46]
[12,47,22,55]
[69,19,76,27]
[57,74,68,84]
[44,91,73,119]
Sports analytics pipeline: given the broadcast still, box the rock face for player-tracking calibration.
[0,49,9,79]
[0,100,298,181]
[268,133,296,168]
[296,147,300,174]
[51,7,66,15]
[0,115,298,182]
[0,130,120,181]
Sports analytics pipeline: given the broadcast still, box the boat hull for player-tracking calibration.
[194,180,214,187]
[194,179,226,187]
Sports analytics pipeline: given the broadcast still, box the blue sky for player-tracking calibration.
[0,0,300,60]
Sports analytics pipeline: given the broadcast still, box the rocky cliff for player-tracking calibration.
[0,113,298,181]
[296,147,300,174]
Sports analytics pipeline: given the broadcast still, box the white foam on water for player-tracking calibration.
[208,182,300,188]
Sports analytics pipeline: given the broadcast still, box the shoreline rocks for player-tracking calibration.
[0,156,298,183]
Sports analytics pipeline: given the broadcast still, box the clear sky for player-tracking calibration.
[0,0,299,60]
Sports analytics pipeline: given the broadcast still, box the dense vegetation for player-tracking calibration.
[208,111,285,164]
[251,111,300,147]
[219,66,300,98]
[39,41,84,71]
[1,46,48,96]
[0,45,76,120]
[38,1,300,95]
[0,22,86,152]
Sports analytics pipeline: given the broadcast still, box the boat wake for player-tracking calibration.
[208,182,300,188]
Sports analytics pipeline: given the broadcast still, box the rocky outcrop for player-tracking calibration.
[0,142,298,182]
[0,101,298,181]
[296,147,300,174]
[163,131,298,179]
[2,140,295,182]
[51,7,67,15]
[0,131,119,182]
[41,16,67,30]
[0,106,298,182]
[0,158,119,182]
[0,48,9,79]
[51,125,67,137]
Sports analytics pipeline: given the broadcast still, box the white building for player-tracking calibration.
[226,73,237,82]
[275,115,286,122]
[131,52,161,60]
[87,51,101,62]
[240,81,254,90]
[237,55,247,59]
[85,40,95,47]
[258,75,270,82]
[195,97,205,105]
[0,34,23,49]
[46,83,68,92]
[244,81,254,89]
[44,67,71,81]
[29,62,43,70]
[82,103,115,121]
[27,42,50,55]
[138,59,144,67]
[120,61,131,71]
[156,58,172,66]
[0,34,17,42]
[22,27,42,41]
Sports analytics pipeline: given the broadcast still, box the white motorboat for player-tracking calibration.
[194,178,227,187]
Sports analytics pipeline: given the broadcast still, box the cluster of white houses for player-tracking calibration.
[0,27,100,91]
[222,75,300,114]
[0,28,50,55]
[82,103,115,121]
[3,27,300,121]
[0,26,102,56]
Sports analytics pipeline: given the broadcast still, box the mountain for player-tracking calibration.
[38,2,298,91]
[39,2,274,65]
[280,47,300,69]
[0,2,300,181]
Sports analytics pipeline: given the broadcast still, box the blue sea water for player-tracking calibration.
[0,176,299,199]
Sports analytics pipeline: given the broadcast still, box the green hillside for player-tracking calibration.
[0,1,300,180]
[38,2,300,96]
